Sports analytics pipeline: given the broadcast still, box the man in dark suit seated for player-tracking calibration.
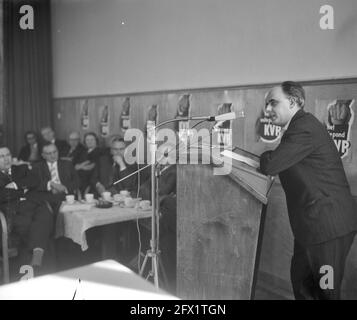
[40,126,70,158]
[0,146,53,273]
[260,81,357,300]
[89,137,139,261]
[31,143,79,214]
[91,137,137,197]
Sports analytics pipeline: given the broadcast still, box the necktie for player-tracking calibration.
[50,163,60,184]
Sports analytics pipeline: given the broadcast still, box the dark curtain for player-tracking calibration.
[3,0,53,155]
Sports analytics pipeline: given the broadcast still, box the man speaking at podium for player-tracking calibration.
[260,81,357,300]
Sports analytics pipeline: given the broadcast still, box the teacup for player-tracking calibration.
[66,195,75,204]
[124,197,135,208]
[85,193,94,203]
[102,191,111,201]
[120,190,130,197]
[113,194,124,202]
[139,200,151,210]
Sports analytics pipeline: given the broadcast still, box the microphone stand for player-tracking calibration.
[138,116,198,288]
[138,119,176,288]
[112,113,236,288]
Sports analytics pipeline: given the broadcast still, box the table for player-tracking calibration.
[55,202,152,251]
[0,260,178,300]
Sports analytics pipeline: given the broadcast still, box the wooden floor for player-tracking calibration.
[2,229,293,300]
[254,285,291,300]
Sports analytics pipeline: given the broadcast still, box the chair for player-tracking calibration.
[0,210,18,284]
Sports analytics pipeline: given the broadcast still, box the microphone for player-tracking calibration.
[211,112,240,131]
[212,120,225,130]
[189,112,236,122]
[110,112,237,186]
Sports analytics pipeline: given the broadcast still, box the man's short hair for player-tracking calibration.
[111,136,125,145]
[24,130,37,139]
[40,126,53,133]
[41,142,56,153]
[281,81,305,108]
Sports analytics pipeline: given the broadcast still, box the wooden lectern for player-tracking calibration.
[176,146,274,299]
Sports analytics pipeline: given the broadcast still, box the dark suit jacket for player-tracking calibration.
[139,165,177,201]
[33,159,79,195]
[74,147,105,193]
[0,164,40,206]
[90,155,138,194]
[18,144,41,163]
[18,145,31,162]
[260,109,357,246]
[66,143,87,166]
[0,165,45,236]
[55,139,70,158]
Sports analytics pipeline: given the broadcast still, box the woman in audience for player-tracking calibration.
[75,132,103,195]
[18,131,41,163]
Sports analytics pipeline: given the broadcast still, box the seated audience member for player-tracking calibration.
[0,146,53,273]
[91,137,137,197]
[90,137,139,261]
[40,126,70,158]
[139,165,176,201]
[18,131,41,163]
[64,131,87,166]
[139,142,177,201]
[75,132,104,195]
[31,143,79,213]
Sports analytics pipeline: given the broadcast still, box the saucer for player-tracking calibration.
[96,200,113,209]
[84,200,97,204]
[139,206,152,211]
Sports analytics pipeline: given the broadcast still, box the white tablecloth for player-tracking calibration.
[55,203,152,250]
[0,260,177,300]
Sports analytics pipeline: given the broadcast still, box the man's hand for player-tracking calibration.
[75,161,95,171]
[96,182,106,196]
[75,160,90,170]
[81,163,95,171]
[50,181,68,194]
[11,158,28,166]
[329,102,350,125]
[113,155,126,170]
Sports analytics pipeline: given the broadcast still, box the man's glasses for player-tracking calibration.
[43,151,58,156]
